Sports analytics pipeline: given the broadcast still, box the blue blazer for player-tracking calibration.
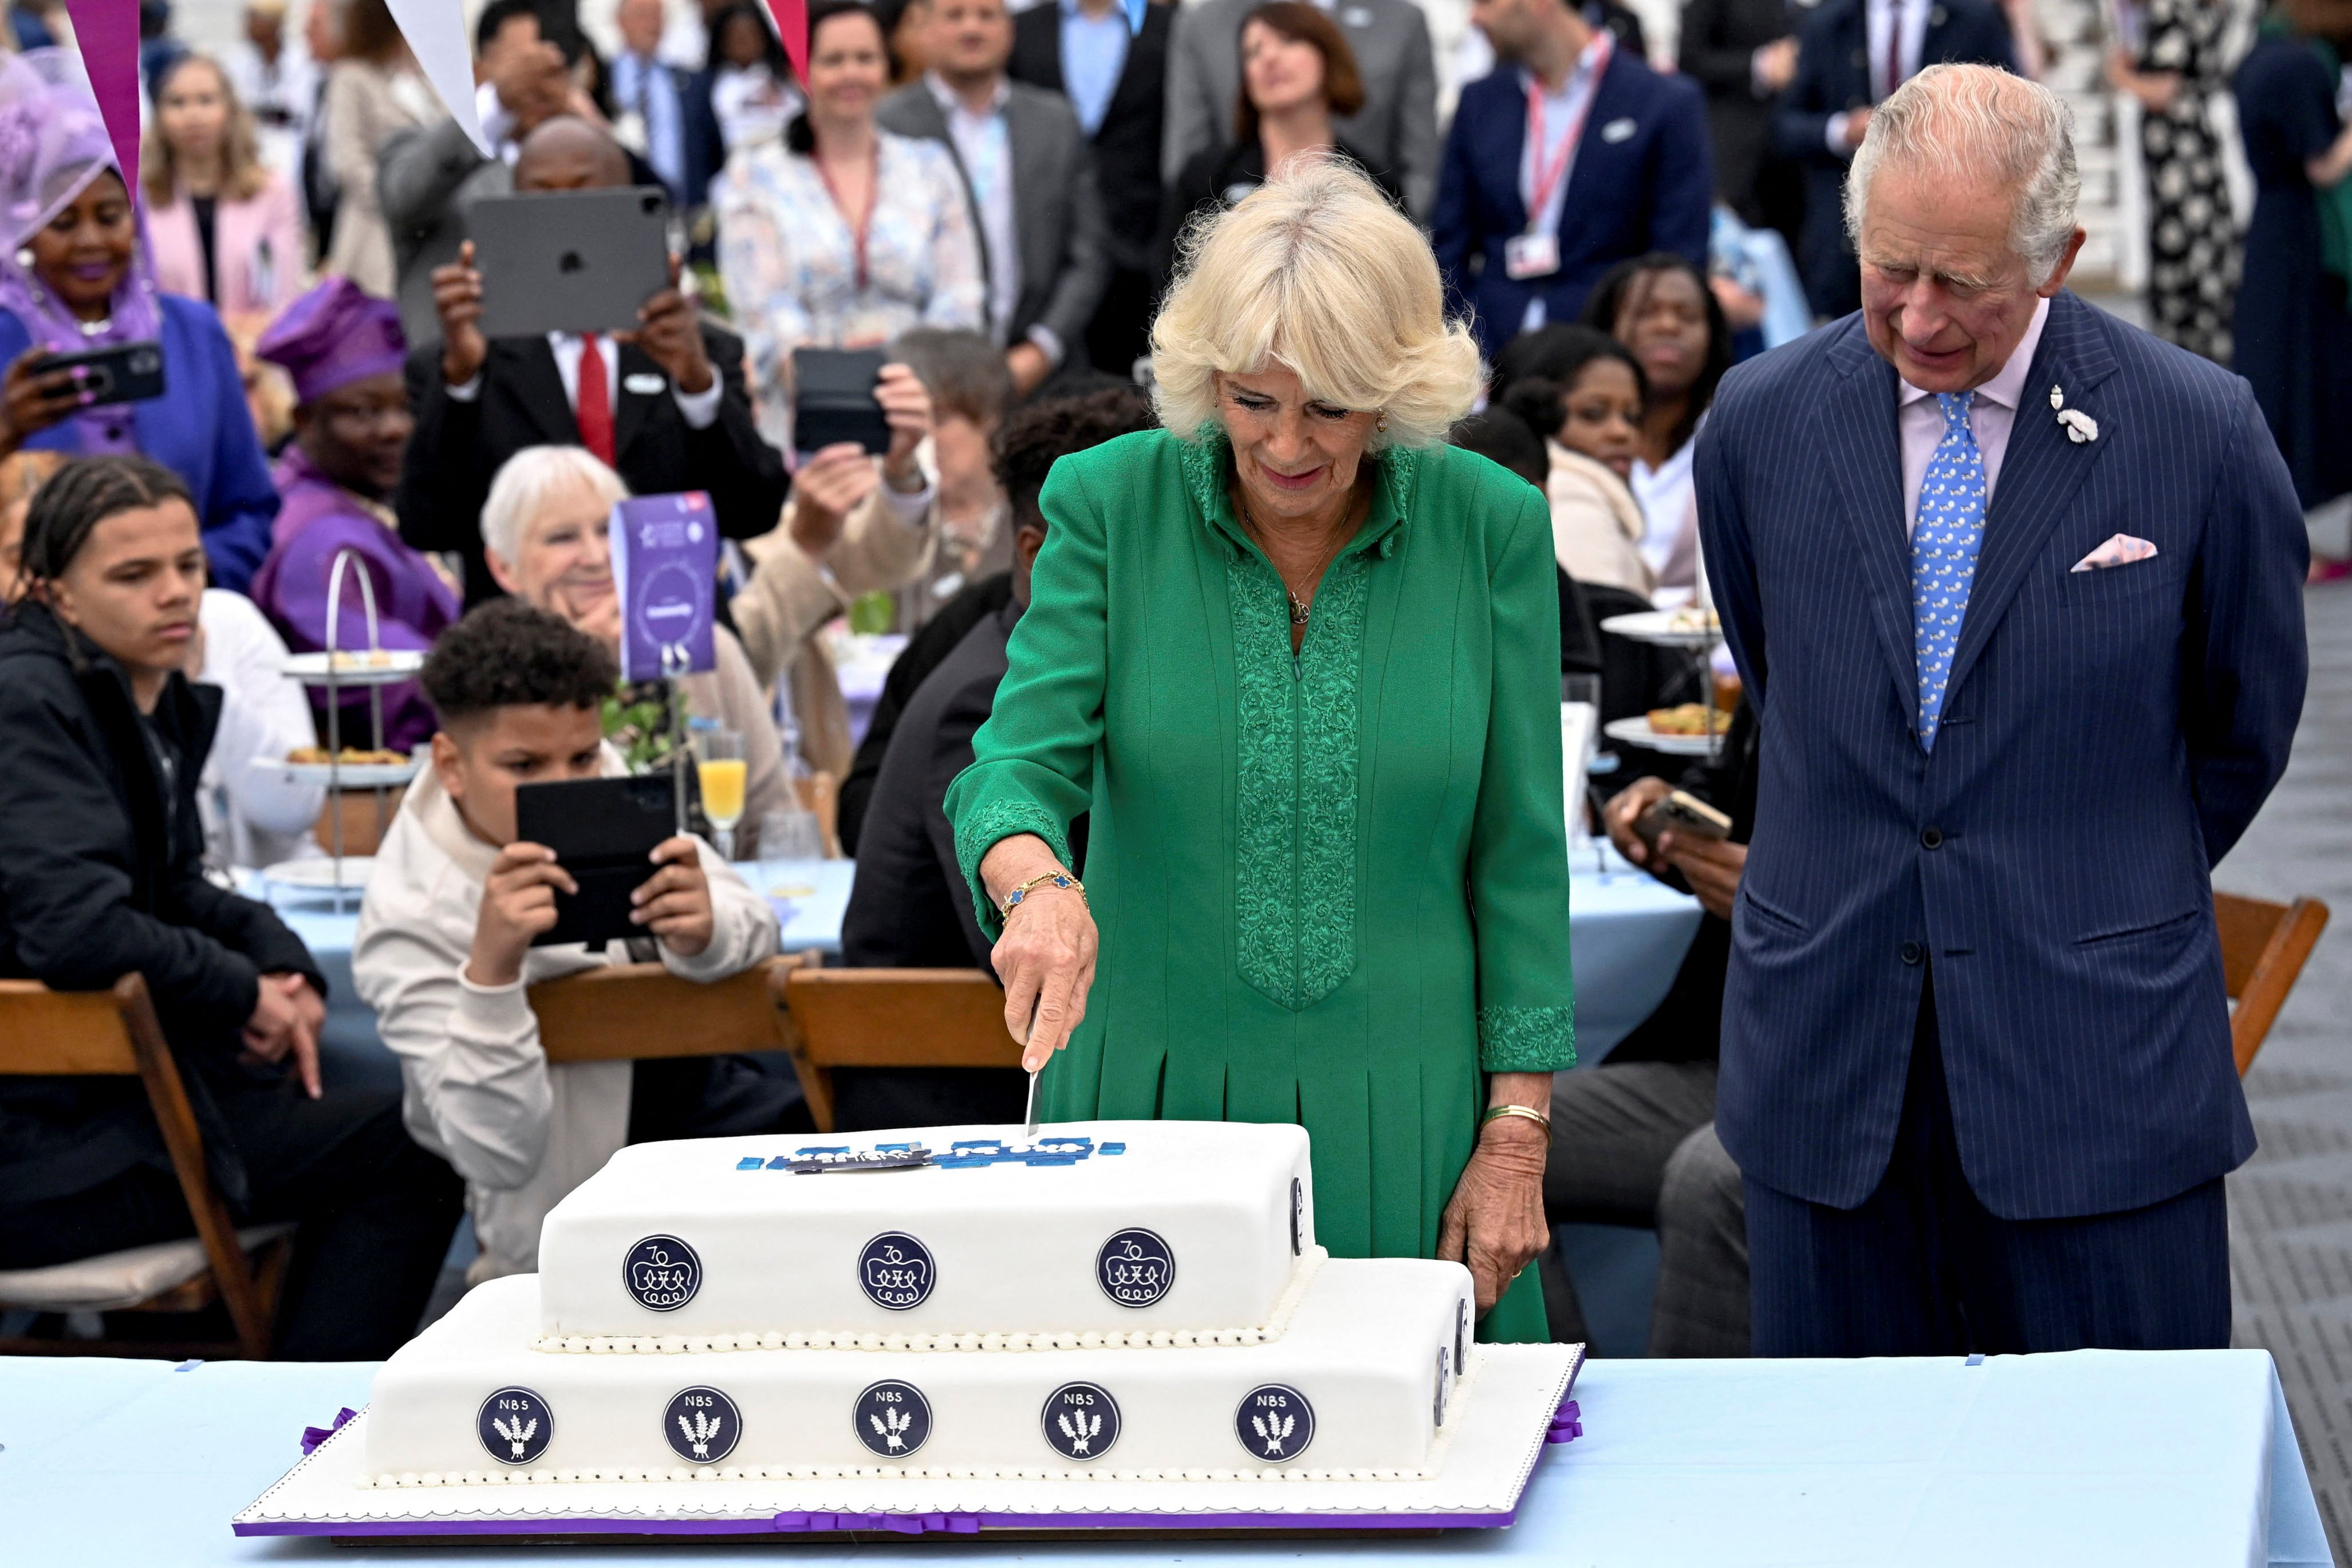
[1771,0,2015,317]
[1432,47,1712,360]
[1696,293,2307,1221]
[0,294,279,595]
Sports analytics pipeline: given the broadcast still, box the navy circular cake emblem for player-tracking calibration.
[853,1380,932,1457]
[857,1232,935,1310]
[1041,1381,1121,1461]
[623,1234,701,1312]
[1094,1228,1175,1307]
[1234,1384,1314,1463]
[477,1386,553,1465]
[663,1386,741,1464]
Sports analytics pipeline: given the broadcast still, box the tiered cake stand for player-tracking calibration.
[261,547,423,908]
[1598,610,1731,762]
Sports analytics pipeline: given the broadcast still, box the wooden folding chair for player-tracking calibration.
[778,968,1024,1132]
[0,976,291,1360]
[2215,892,2331,1077]
[529,954,810,1066]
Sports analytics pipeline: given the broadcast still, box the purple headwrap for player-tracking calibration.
[0,48,162,454]
[255,277,407,405]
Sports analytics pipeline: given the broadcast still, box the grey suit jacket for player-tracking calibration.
[377,116,514,348]
[1162,0,1439,218]
[877,80,1112,364]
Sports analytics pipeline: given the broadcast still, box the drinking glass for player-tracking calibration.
[757,807,825,895]
[694,728,747,860]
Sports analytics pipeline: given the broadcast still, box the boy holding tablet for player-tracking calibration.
[355,600,791,1282]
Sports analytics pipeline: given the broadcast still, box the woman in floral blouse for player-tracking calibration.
[714,0,983,450]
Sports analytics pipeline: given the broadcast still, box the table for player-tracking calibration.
[0,1349,2323,1565]
[248,857,1697,1066]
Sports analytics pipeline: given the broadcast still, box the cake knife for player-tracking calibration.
[1023,1018,1040,1138]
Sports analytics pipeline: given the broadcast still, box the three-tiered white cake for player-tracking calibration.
[363,1122,1480,1485]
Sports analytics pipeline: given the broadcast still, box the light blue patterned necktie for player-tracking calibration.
[1910,390,1985,752]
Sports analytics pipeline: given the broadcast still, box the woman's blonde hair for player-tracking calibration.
[480,445,629,569]
[1150,154,1480,451]
[141,54,269,206]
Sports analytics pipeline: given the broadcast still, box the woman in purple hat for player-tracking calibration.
[0,48,281,594]
[249,276,457,754]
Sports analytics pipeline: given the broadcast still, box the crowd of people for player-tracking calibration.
[0,0,2330,1366]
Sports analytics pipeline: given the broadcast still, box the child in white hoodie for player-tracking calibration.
[355,601,790,1282]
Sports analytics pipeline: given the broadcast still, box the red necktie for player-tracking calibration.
[1882,6,1902,100]
[575,334,616,466]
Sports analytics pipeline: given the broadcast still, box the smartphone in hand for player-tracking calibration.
[791,346,891,455]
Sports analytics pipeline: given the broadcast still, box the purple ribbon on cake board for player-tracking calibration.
[299,1408,358,1457]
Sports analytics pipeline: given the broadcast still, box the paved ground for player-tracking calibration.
[2218,577,2352,1563]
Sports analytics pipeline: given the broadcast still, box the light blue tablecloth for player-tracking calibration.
[0,1349,2323,1565]
[250,857,1699,1066]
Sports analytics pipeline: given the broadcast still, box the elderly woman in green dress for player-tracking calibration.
[944,158,1572,1341]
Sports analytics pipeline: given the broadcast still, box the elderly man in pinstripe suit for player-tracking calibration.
[1696,64,2308,1357]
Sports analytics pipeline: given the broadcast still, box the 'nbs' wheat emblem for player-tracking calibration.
[1234,1384,1315,1462]
[1041,1381,1122,1461]
[663,1386,740,1464]
[476,1388,552,1464]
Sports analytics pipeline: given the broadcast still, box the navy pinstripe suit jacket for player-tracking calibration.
[1695,291,2308,1220]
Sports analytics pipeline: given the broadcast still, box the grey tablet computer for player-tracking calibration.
[471,187,672,340]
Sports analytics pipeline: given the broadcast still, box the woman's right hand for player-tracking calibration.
[983,834,1099,1070]
[0,346,88,455]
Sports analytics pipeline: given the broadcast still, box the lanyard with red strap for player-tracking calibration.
[1523,31,1613,233]
[815,145,881,291]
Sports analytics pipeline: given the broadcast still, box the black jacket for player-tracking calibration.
[1159,136,1401,281]
[1677,0,1795,221]
[841,600,1022,971]
[1009,0,1172,275]
[1603,699,1757,1066]
[838,570,1016,856]
[394,326,790,605]
[1772,0,2016,315]
[0,603,321,1206]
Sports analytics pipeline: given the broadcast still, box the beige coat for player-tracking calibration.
[352,755,780,1282]
[731,477,936,779]
[1545,442,1655,600]
[321,58,431,296]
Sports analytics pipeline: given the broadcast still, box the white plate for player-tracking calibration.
[250,757,420,789]
[280,650,425,685]
[1599,610,1720,649]
[1603,716,1723,757]
[261,856,376,892]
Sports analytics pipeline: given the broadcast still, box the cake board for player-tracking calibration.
[231,1344,1585,1545]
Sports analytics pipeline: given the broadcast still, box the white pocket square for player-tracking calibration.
[2070,534,2158,572]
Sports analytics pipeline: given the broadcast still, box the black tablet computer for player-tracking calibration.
[471,187,673,340]
[513,773,679,948]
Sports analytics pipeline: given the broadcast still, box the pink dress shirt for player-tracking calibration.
[1897,296,2051,536]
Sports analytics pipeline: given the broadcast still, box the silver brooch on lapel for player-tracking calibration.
[2049,384,2098,443]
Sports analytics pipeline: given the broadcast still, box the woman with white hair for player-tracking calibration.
[945,159,1573,1343]
[479,445,795,850]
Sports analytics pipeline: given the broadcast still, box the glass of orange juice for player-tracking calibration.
[694,727,747,860]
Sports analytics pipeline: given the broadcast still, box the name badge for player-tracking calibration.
[1341,6,1372,22]
[1600,117,1637,143]
[624,372,667,395]
[1503,232,1561,281]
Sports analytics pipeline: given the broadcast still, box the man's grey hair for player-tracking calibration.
[1843,64,2081,286]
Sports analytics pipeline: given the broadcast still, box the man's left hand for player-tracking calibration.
[618,255,715,396]
[1659,830,1747,921]
[632,836,714,956]
[1006,341,1051,398]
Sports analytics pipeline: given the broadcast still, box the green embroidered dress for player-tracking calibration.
[944,428,1575,1342]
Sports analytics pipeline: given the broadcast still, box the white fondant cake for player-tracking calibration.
[534,1122,1319,1348]
[363,1259,1476,1486]
[342,1120,1555,1520]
